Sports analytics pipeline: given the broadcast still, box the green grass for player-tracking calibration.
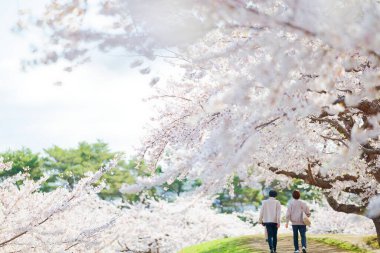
[179,236,261,253]
[180,235,374,253]
[364,235,380,250]
[311,237,370,253]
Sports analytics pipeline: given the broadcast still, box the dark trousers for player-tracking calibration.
[292,225,307,250]
[264,223,278,251]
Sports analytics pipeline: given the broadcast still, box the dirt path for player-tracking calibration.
[249,236,349,253]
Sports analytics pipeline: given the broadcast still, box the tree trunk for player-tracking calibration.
[372,217,380,246]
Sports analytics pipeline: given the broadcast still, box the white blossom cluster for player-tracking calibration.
[132,1,380,222]
[0,159,120,252]
[307,203,375,235]
[0,159,375,252]
[0,162,258,252]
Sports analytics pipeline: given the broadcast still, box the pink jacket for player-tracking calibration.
[286,199,310,225]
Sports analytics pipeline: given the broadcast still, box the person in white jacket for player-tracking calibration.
[259,190,281,253]
[285,190,311,253]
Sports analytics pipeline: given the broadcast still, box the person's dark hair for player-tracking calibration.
[292,190,301,200]
[269,190,277,198]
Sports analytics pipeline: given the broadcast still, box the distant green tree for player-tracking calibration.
[41,141,148,201]
[0,143,322,207]
[42,141,158,202]
[213,176,263,213]
[160,179,202,200]
[0,142,163,202]
[100,160,159,202]
[154,166,202,201]
[0,148,43,181]
[43,141,116,190]
[272,179,323,205]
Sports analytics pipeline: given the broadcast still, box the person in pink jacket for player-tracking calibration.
[285,190,311,253]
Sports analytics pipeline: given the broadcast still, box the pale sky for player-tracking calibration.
[0,1,167,155]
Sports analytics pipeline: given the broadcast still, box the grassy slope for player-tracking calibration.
[310,237,370,253]
[179,236,261,253]
[365,236,380,250]
[310,234,380,253]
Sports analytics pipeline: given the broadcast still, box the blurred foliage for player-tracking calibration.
[0,148,43,181]
[155,167,202,200]
[275,179,323,205]
[213,176,263,213]
[0,141,155,202]
[42,141,159,202]
[213,176,322,213]
[365,235,380,249]
[43,141,123,190]
[0,142,322,210]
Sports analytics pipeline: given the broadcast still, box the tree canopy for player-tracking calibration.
[0,148,43,181]
[0,142,140,200]
[20,0,380,244]
[1,142,319,210]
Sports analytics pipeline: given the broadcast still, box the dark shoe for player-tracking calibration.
[302,247,307,253]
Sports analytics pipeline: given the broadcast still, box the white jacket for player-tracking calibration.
[259,197,281,224]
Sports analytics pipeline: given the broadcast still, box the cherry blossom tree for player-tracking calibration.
[2,159,378,252]
[0,157,120,252]
[0,158,262,252]
[21,0,380,244]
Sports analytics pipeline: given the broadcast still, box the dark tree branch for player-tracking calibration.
[0,195,76,248]
[65,242,80,251]
[320,135,348,147]
[345,61,370,73]
[355,99,380,116]
[368,167,380,183]
[310,116,350,139]
[150,95,192,102]
[267,164,363,195]
[336,89,353,94]
[255,117,281,131]
[266,164,369,215]
[0,231,28,248]
[324,194,366,215]
[361,146,380,155]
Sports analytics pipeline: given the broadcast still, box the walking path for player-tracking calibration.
[179,234,377,253]
[249,236,350,253]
